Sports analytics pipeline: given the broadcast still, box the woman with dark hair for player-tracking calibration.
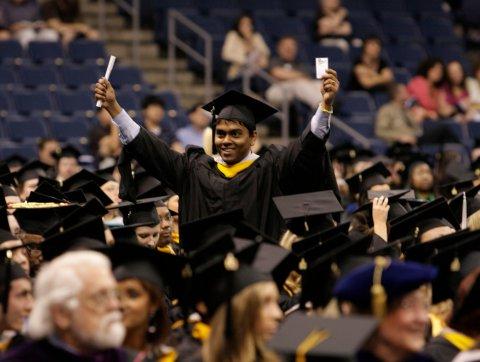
[314,0,352,52]
[406,160,435,201]
[111,243,180,361]
[221,13,270,81]
[407,58,455,119]
[351,36,394,93]
[444,60,478,121]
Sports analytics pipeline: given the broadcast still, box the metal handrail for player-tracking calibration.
[242,67,373,148]
[97,0,140,66]
[167,9,213,101]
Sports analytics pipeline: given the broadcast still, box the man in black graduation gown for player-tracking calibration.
[94,70,340,241]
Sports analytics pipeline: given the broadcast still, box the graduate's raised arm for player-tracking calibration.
[276,68,340,197]
[94,78,187,194]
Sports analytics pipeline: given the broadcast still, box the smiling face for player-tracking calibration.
[214,120,257,165]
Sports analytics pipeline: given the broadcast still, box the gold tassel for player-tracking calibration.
[450,257,461,272]
[371,256,390,319]
[295,329,330,362]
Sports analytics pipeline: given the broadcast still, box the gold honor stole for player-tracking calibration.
[216,160,255,178]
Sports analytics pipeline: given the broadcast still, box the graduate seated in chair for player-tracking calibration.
[94,69,340,241]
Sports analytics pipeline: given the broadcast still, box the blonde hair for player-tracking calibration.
[203,281,279,362]
[468,209,480,231]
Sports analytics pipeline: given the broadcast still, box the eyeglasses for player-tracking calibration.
[84,288,120,312]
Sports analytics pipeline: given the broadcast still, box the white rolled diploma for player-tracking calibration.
[96,55,117,108]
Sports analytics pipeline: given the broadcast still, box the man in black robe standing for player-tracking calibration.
[94,69,340,241]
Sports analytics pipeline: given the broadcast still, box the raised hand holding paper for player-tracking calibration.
[316,57,328,79]
[96,55,116,108]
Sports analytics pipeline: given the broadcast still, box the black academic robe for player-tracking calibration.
[120,126,339,241]
[0,339,130,362]
[423,335,463,362]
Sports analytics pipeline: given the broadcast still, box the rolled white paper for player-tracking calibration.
[315,57,328,79]
[96,55,117,108]
[461,192,467,229]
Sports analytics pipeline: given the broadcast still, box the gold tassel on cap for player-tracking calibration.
[371,256,390,319]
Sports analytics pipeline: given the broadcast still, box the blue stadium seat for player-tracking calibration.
[0,66,17,87]
[68,40,106,64]
[50,119,89,141]
[420,16,458,44]
[405,0,444,14]
[468,122,480,141]
[110,66,143,88]
[306,45,350,66]
[200,0,239,10]
[190,16,227,38]
[209,8,242,28]
[55,89,95,115]
[240,0,281,10]
[393,67,412,84]
[59,64,100,89]
[0,40,23,63]
[339,91,376,116]
[256,17,307,42]
[348,116,375,138]
[28,41,64,64]
[116,90,140,112]
[342,0,369,11]
[12,90,53,114]
[369,0,407,13]
[380,15,423,43]
[428,44,466,63]
[157,91,180,111]
[386,44,427,73]
[0,90,11,112]
[349,13,386,42]
[0,143,37,160]
[373,92,390,108]
[4,116,48,141]
[280,0,317,11]
[17,64,59,88]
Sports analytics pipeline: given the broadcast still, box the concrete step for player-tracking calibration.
[80,1,118,16]
[105,43,159,61]
[106,30,154,43]
[84,14,125,29]
[144,71,195,87]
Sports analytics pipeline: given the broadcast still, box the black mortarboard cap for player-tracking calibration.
[95,166,116,182]
[110,225,139,244]
[15,204,77,235]
[388,198,460,242]
[15,160,50,184]
[439,179,475,199]
[120,201,160,227]
[53,145,81,160]
[61,169,108,191]
[268,314,378,361]
[346,162,391,195]
[37,176,61,189]
[449,184,480,224]
[63,189,88,204]
[329,143,375,164]
[273,190,343,220]
[27,191,64,204]
[291,222,350,256]
[109,242,186,297]
[450,273,480,327]
[202,90,278,131]
[459,251,480,279]
[133,171,168,199]
[0,260,29,313]
[0,163,16,187]
[34,181,66,200]
[40,216,107,261]
[3,154,27,170]
[77,181,113,206]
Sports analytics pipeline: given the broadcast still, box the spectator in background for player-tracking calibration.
[266,36,323,110]
[466,62,480,107]
[141,95,183,152]
[0,0,59,48]
[351,36,394,93]
[175,104,210,149]
[41,0,99,45]
[444,60,479,122]
[221,14,270,82]
[314,0,352,52]
[407,58,455,119]
[375,83,424,145]
[37,138,60,168]
[88,109,112,159]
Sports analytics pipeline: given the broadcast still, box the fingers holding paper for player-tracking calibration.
[320,69,339,107]
[94,77,121,117]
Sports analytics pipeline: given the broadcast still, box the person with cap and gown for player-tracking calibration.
[0,253,33,354]
[13,161,50,201]
[334,257,437,362]
[108,243,184,361]
[53,145,81,183]
[404,156,436,201]
[94,69,340,240]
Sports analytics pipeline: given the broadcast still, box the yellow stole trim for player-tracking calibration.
[216,160,254,178]
[192,322,211,341]
[157,244,175,255]
[443,330,476,351]
[428,313,446,338]
[295,329,330,362]
[159,349,178,362]
[171,232,180,244]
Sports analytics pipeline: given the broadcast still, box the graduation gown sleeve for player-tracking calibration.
[123,128,188,194]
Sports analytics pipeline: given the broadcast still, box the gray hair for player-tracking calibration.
[27,251,111,339]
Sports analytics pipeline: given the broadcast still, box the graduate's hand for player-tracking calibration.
[321,69,339,107]
[372,196,390,242]
[94,77,122,117]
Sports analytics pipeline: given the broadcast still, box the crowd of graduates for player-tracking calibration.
[0,67,479,362]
